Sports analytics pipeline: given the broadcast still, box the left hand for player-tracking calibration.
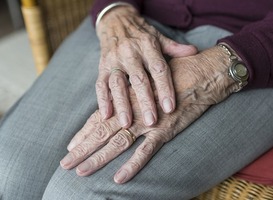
[60,45,239,184]
[96,5,197,128]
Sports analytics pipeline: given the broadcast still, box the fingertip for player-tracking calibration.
[114,169,129,184]
[186,44,198,54]
[143,110,156,126]
[67,145,72,152]
[162,97,175,113]
[175,44,198,56]
[76,162,92,176]
[76,168,89,177]
[60,161,67,169]
[67,141,76,151]
[60,154,73,169]
[164,41,198,57]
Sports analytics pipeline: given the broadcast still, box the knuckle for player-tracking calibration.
[96,79,108,91]
[110,134,130,151]
[109,73,125,89]
[71,143,90,158]
[92,153,106,166]
[149,60,169,76]
[129,71,147,86]
[92,124,111,143]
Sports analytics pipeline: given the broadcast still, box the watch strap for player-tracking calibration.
[218,43,249,92]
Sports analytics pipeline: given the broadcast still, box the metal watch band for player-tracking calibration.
[218,43,249,92]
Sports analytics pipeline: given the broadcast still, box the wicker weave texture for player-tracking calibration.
[21,1,51,74]
[39,0,94,53]
[193,177,273,200]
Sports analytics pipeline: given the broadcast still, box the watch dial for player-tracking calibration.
[235,64,247,77]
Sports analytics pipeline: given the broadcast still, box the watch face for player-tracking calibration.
[229,61,249,83]
[234,63,248,77]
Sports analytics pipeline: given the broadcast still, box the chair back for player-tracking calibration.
[21,0,94,74]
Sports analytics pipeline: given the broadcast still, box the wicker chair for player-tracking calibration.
[21,0,273,199]
[21,0,94,74]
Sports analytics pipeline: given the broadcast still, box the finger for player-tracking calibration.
[67,110,120,151]
[159,34,198,57]
[96,69,113,120]
[109,69,132,128]
[142,37,176,114]
[67,111,100,151]
[60,116,121,170]
[114,134,163,184]
[76,129,137,176]
[128,68,157,126]
[115,36,157,127]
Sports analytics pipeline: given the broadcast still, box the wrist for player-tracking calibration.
[217,43,249,92]
[96,3,138,30]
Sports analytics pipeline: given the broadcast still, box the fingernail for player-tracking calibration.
[119,112,129,127]
[77,162,91,174]
[60,154,73,167]
[163,98,173,113]
[144,110,155,126]
[114,169,128,184]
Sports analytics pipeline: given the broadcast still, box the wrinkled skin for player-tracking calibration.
[60,46,239,184]
[96,5,197,128]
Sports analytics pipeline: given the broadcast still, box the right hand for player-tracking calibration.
[95,5,197,128]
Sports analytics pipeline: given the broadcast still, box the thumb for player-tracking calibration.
[159,34,198,57]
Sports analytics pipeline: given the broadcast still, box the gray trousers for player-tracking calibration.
[0,17,273,200]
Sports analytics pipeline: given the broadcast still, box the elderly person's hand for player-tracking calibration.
[60,45,239,184]
[95,5,197,128]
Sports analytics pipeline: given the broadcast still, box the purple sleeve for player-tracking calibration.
[90,0,143,25]
[219,11,273,89]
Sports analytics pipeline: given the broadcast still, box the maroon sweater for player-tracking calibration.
[91,0,273,90]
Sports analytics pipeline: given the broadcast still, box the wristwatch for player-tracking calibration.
[218,44,249,92]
